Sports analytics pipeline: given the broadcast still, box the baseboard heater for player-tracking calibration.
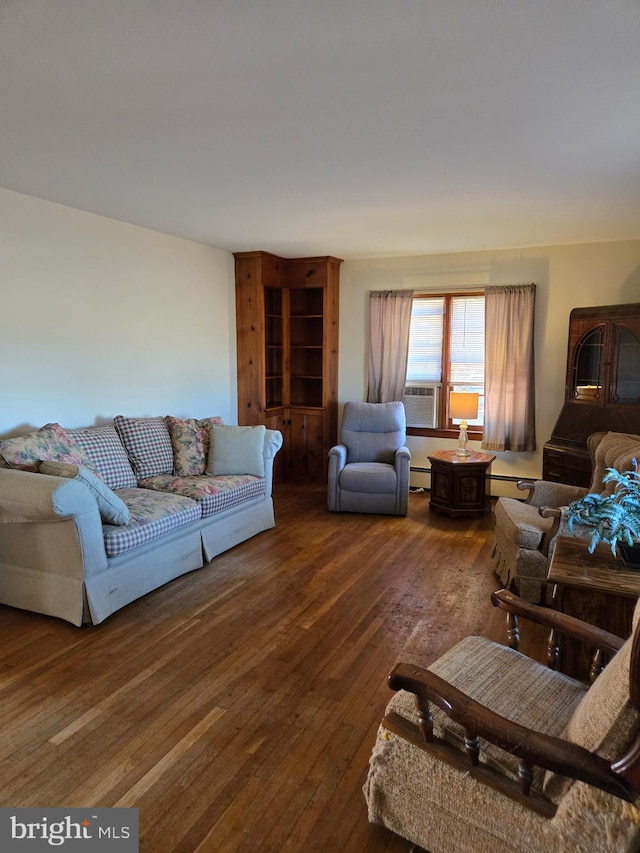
[410,465,523,486]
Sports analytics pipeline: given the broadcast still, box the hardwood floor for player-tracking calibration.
[0,484,517,852]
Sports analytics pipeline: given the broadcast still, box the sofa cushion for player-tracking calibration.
[0,423,97,473]
[114,415,174,480]
[206,424,266,478]
[39,461,131,526]
[65,424,137,489]
[165,415,224,476]
[101,488,201,557]
[139,473,266,518]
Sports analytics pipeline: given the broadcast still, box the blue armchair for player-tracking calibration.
[327,401,411,516]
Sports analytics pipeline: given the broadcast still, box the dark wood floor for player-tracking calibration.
[0,484,521,852]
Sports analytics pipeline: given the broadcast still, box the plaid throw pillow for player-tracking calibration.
[65,424,137,489]
[113,415,174,480]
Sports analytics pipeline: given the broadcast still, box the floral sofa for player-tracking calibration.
[0,415,282,626]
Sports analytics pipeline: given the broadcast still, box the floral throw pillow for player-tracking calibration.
[165,416,224,476]
[0,423,98,473]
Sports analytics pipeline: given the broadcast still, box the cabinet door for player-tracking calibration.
[569,321,605,403]
[568,314,640,407]
[612,323,640,404]
[286,410,325,482]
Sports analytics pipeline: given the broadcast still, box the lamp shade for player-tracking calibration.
[450,391,479,421]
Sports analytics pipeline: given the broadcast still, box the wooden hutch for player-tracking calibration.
[234,251,342,483]
[544,303,640,487]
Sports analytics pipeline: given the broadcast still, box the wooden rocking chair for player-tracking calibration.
[364,589,640,853]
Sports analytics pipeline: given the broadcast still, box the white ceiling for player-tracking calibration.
[1,0,639,260]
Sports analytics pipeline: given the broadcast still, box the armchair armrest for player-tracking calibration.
[395,445,411,462]
[517,479,588,508]
[327,444,347,512]
[328,444,347,470]
[395,446,411,516]
[491,589,625,655]
[386,662,636,804]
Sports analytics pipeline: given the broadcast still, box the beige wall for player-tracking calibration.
[340,241,640,496]
[0,188,237,437]
[3,184,640,495]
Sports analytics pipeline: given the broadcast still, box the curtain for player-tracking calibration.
[482,284,536,452]
[367,290,414,403]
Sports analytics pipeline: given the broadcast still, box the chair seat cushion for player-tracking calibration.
[387,635,586,785]
[339,462,397,494]
[494,496,554,550]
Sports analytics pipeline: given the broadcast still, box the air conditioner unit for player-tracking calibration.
[403,384,440,428]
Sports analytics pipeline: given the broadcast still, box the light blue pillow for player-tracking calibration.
[206,425,266,477]
[39,461,131,526]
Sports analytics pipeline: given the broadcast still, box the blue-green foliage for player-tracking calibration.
[566,460,640,556]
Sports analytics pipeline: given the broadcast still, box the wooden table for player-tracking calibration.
[427,450,495,518]
[547,536,640,679]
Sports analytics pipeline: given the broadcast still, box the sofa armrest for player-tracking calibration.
[263,428,283,460]
[0,467,108,577]
[0,467,96,523]
[260,429,283,498]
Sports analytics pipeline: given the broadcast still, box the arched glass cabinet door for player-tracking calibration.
[572,325,604,402]
[612,324,640,404]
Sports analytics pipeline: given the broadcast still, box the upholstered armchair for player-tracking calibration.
[492,431,640,603]
[327,401,410,516]
[364,589,640,853]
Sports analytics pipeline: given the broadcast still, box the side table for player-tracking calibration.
[427,450,495,518]
[547,536,640,680]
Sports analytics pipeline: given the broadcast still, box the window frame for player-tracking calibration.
[406,291,484,439]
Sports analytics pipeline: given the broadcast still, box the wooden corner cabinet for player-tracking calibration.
[234,251,342,483]
[544,303,640,487]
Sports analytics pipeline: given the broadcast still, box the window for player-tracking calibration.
[405,293,485,432]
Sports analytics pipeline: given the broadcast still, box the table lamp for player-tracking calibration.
[450,391,479,457]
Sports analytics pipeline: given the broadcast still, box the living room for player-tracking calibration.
[1,2,640,851]
[3,188,640,493]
